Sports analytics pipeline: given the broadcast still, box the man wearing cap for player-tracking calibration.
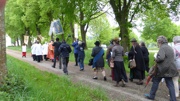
[128,38,145,85]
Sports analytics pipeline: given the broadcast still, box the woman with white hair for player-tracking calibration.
[77,41,85,71]
[172,36,180,98]
[144,35,178,101]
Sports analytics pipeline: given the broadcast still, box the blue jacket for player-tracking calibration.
[72,41,78,53]
[77,44,85,59]
[59,42,72,57]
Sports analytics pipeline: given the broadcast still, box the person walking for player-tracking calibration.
[72,38,79,66]
[144,36,178,101]
[172,36,180,98]
[140,42,150,72]
[58,40,72,75]
[31,42,37,61]
[77,41,85,71]
[42,42,48,61]
[111,38,128,87]
[52,38,61,68]
[35,40,43,63]
[128,38,145,85]
[91,41,107,81]
[47,40,54,61]
[22,43,27,57]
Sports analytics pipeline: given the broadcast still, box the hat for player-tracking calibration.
[94,41,100,46]
[131,38,137,42]
[113,38,120,43]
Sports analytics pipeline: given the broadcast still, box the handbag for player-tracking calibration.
[129,55,136,68]
[88,58,93,66]
[109,59,114,68]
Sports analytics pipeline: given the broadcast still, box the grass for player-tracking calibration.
[0,55,109,101]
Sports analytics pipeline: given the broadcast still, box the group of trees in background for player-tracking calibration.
[5,0,180,50]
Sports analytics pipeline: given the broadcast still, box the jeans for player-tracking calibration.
[149,77,176,101]
[74,53,78,65]
[62,57,69,74]
[78,57,84,70]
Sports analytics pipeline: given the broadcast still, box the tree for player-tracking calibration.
[89,13,118,45]
[0,0,7,85]
[109,0,180,51]
[142,3,179,42]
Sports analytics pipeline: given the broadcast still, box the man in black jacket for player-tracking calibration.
[52,38,61,68]
[59,40,72,75]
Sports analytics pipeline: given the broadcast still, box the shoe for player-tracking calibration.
[104,76,107,81]
[93,77,98,80]
[75,64,78,66]
[59,66,61,69]
[80,69,84,71]
[144,94,154,100]
[129,78,133,82]
[52,65,55,68]
[136,82,143,85]
[114,84,120,87]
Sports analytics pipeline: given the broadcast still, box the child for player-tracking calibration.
[22,43,27,57]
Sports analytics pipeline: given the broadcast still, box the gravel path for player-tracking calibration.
[7,49,180,101]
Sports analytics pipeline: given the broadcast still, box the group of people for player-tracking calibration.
[27,35,180,101]
[30,38,86,75]
[30,38,71,75]
[104,35,180,101]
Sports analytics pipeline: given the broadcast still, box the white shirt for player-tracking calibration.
[42,43,48,55]
[35,44,43,55]
[22,46,26,52]
[31,44,36,54]
[173,43,180,70]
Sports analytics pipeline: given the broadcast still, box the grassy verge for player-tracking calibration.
[0,55,109,101]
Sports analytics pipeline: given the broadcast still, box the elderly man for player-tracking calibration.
[144,36,178,101]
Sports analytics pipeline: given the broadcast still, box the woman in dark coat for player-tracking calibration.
[140,42,149,72]
[91,41,107,81]
[128,38,145,85]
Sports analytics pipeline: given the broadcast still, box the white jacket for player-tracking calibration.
[35,44,43,55]
[22,46,26,52]
[42,43,48,55]
[173,43,180,70]
[31,44,36,54]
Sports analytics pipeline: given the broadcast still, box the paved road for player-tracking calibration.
[7,49,178,101]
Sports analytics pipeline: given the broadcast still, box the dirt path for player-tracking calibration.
[7,49,179,101]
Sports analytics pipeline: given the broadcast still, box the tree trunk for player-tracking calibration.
[80,24,87,49]
[0,9,7,85]
[16,38,19,46]
[36,24,41,43]
[70,23,75,43]
[120,25,130,52]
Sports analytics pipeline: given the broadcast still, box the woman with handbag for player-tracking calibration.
[111,38,128,87]
[128,38,145,85]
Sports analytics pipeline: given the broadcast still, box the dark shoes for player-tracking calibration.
[93,77,98,80]
[136,82,143,85]
[74,64,78,66]
[129,78,133,82]
[144,94,154,100]
[104,76,107,81]
[52,65,55,68]
[80,69,84,71]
